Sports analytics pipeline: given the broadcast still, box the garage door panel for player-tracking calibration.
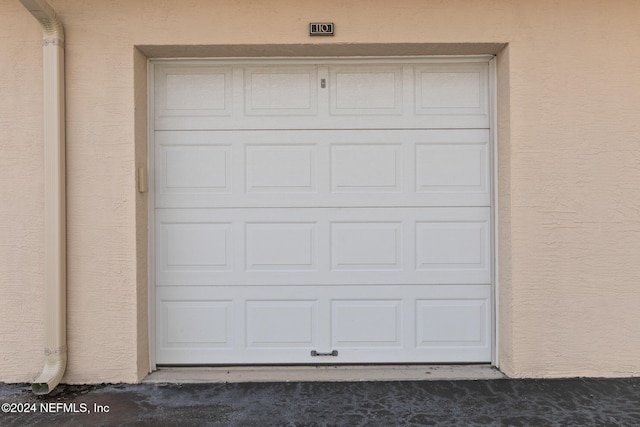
[330,66,403,115]
[160,300,233,349]
[156,208,490,286]
[156,285,491,364]
[416,144,488,192]
[331,144,402,193]
[245,144,317,193]
[331,222,402,271]
[163,223,232,271]
[156,65,233,118]
[155,60,489,129]
[155,129,490,208]
[244,67,318,116]
[416,221,489,271]
[160,144,232,192]
[415,63,488,117]
[246,222,318,271]
[416,299,489,347]
[246,301,318,348]
[331,300,403,348]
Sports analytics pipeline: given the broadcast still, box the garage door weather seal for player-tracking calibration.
[19,0,67,396]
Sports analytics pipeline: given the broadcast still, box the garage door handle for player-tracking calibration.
[311,350,338,357]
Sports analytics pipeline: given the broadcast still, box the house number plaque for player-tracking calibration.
[310,23,334,36]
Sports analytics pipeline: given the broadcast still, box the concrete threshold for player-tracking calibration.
[143,364,505,384]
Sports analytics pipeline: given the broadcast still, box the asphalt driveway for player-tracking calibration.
[1,378,639,426]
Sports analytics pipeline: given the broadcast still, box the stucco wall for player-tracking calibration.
[1,0,638,383]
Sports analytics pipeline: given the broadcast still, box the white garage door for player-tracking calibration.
[153,58,493,364]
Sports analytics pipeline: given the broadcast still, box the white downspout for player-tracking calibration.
[19,0,67,395]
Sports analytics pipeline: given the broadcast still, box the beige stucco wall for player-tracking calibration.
[1,0,638,383]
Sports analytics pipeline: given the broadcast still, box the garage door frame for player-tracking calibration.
[146,55,499,370]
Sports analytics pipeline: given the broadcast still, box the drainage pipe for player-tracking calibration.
[19,0,67,395]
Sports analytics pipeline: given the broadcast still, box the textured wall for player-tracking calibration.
[0,1,46,384]
[0,0,638,383]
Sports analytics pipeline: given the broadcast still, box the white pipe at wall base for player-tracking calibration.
[19,0,67,395]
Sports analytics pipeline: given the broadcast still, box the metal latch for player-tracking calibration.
[311,350,338,357]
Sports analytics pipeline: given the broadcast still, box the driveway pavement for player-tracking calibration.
[1,378,639,426]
